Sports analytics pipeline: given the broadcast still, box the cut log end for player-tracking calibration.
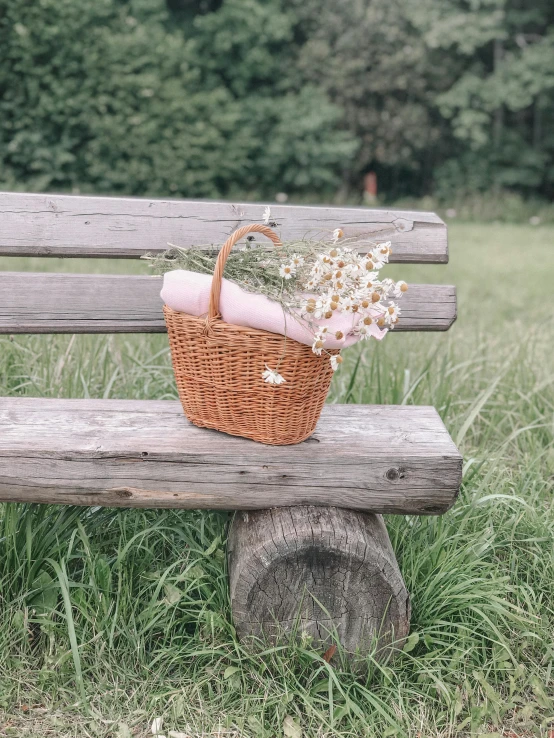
[228,506,410,660]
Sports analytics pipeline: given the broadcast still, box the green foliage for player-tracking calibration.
[0,0,355,199]
[1,0,552,202]
[415,0,554,197]
[289,0,447,194]
[291,0,554,199]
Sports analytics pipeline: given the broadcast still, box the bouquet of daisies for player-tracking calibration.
[274,227,407,372]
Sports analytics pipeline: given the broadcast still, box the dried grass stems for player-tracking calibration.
[143,238,328,309]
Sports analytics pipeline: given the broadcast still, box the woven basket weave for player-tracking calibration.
[163,224,335,445]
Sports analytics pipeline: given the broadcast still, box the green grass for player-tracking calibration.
[0,223,552,737]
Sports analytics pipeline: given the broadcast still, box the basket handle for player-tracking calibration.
[208,224,282,320]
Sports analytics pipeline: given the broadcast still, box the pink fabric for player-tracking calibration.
[161,270,388,349]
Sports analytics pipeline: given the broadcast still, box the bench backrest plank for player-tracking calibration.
[0,191,455,335]
[0,192,447,262]
[0,273,456,334]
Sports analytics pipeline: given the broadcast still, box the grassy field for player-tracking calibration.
[0,222,552,737]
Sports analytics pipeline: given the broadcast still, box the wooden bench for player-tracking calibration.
[0,191,461,657]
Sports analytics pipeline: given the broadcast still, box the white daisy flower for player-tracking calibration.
[379,277,395,296]
[332,228,344,243]
[339,295,355,312]
[384,302,401,326]
[369,250,386,270]
[355,317,377,339]
[393,280,408,297]
[330,354,343,371]
[314,299,334,319]
[291,253,305,267]
[311,328,327,355]
[262,206,271,225]
[262,365,286,384]
[279,264,295,280]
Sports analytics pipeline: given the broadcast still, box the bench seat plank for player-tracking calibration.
[0,273,457,333]
[0,192,447,262]
[0,399,461,514]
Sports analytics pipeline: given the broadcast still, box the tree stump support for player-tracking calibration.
[228,505,410,659]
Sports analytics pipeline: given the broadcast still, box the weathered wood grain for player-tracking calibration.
[228,506,410,658]
[0,191,448,262]
[0,399,462,513]
[0,272,457,333]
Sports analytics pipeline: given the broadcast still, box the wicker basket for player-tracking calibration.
[163,224,336,445]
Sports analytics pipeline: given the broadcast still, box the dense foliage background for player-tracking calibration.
[1,0,553,203]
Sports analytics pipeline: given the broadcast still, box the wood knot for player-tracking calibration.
[386,467,406,481]
[114,488,133,498]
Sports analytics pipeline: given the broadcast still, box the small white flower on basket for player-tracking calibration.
[262,205,271,225]
[262,365,286,384]
[330,354,343,371]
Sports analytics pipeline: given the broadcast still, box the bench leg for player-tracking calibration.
[227,505,410,659]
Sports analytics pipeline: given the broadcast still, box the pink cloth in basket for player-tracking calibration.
[160,270,388,349]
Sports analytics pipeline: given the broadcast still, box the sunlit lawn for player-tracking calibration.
[0,222,552,737]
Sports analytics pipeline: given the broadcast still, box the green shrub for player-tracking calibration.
[0,0,356,199]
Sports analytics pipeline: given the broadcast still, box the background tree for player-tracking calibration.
[0,0,355,199]
[413,0,554,199]
[0,0,552,202]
